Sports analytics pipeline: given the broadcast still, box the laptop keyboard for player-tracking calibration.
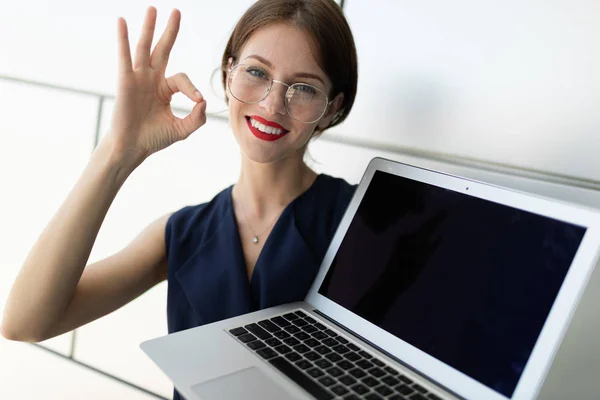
[228,310,447,400]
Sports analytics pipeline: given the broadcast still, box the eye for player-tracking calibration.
[245,66,268,79]
[295,84,317,95]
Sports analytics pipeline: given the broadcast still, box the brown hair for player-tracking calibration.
[221,0,358,133]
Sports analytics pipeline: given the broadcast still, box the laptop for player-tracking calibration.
[140,157,600,400]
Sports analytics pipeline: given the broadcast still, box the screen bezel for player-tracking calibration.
[305,157,600,400]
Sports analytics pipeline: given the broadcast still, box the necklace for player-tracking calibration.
[237,190,284,244]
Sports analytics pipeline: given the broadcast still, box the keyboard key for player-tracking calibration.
[305,351,322,361]
[274,331,291,339]
[269,357,333,400]
[307,367,325,378]
[369,367,386,378]
[365,394,383,400]
[371,358,385,367]
[271,316,291,327]
[382,376,400,386]
[283,337,300,346]
[314,345,332,355]
[305,316,316,323]
[283,312,299,321]
[325,353,343,362]
[238,333,257,343]
[413,384,428,393]
[292,319,309,327]
[428,393,444,400]
[293,344,310,354]
[274,344,292,354]
[257,348,277,360]
[375,385,394,396]
[302,325,318,333]
[322,338,339,347]
[324,329,338,337]
[358,350,372,359]
[327,366,344,377]
[344,395,360,400]
[318,376,336,387]
[258,319,281,333]
[336,336,350,344]
[285,352,302,362]
[314,322,327,330]
[315,359,333,369]
[410,394,428,400]
[339,375,357,386]
[362,376,379,387]
[399,375,414,384]
[304,338,320,348]
[347,343,360,352]
[295,360,312,370]
[351,383,369,395]
[384,366,399,375]
[356,360,374,370]
[294,311,308,318]
[247,341,266,350]
[395,384,414,395]
[389,396,403,400]
[333,344,350,354]
[349,368,367,378]
[337,360,354,370]
[265,338,282,347]
[312,331,329,340]
[295,331,310,340]
[284,325,301,334]
[244,323,272,340]
[344,352,362,362]
[331,385,349,395]
[229,327,247,336]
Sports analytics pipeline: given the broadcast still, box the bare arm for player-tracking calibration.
[1,139,161,342]
[1,7,206,342]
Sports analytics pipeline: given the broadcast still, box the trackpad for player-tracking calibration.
[191,367,296,400]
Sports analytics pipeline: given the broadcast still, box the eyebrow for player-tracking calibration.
[245,54,325,85]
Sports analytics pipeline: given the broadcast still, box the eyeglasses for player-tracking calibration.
[227,63,332,124]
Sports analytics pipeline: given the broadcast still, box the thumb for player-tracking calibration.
[176,99,207,139]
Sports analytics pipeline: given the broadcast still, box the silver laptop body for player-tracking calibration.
[141,157,600,400]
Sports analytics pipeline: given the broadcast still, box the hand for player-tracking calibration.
[107,7,207,164]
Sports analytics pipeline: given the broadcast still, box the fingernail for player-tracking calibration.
[194,90,202,99]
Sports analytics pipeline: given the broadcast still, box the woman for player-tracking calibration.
[2,1,358,396]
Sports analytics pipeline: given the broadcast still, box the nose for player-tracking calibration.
[259,81,287,116]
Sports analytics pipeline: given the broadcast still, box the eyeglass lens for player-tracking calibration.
[228,64,328,123]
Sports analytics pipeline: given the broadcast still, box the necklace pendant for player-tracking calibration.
[252,236,259,244]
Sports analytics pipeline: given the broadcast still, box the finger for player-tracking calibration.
[133,6,157,69]
[175,100,207,139]
[150,9,181,71]
[117,18,133,74]
[166,72,204,102]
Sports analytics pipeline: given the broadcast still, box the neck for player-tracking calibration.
[232,153,317,219]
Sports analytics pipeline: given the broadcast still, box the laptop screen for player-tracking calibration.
[318,170,587,398]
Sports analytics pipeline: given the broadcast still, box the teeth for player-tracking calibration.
[250,118,284,135]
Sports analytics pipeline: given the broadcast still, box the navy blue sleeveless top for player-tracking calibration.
[164,174,355,399]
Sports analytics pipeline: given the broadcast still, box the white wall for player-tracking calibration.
[1,0,598,398]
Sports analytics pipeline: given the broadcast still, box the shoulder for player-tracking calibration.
[165,186,232,254]
[294,174,357,248]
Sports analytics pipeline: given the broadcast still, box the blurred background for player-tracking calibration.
[1,0,599,398]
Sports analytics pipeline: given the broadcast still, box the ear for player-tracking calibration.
[317,92,344,130]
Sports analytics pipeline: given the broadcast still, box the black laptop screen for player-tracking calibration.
[318,170,586,397]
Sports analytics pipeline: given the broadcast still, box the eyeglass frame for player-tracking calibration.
[226,63,334,124]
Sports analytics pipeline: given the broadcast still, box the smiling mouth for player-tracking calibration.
[245,116,289,142]
[247,116,288,135]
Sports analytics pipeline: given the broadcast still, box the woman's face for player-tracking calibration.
[227,23,339,165]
